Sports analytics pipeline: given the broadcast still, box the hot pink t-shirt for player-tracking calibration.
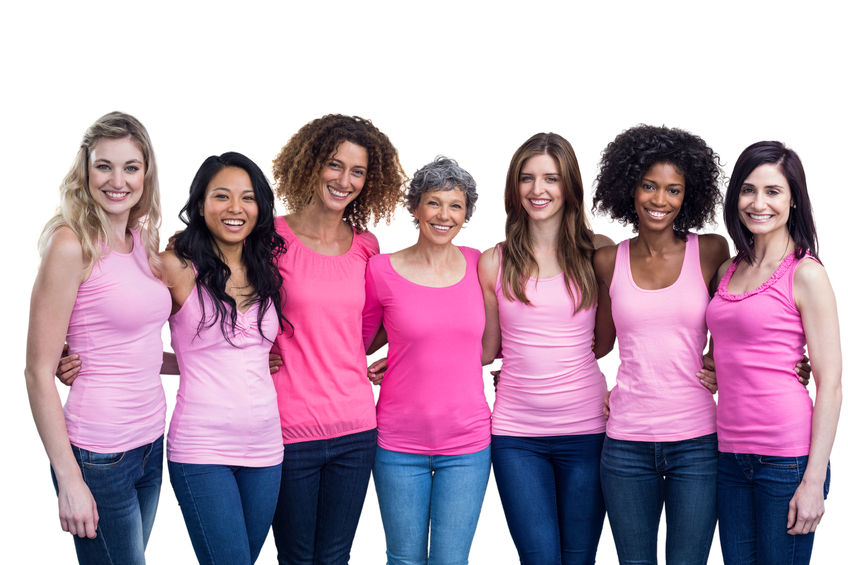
[362,247,491,455]
[271,216,378,443]
[167,282,283,466]
[64,228,171,452]
[606,234,716,442]
[706,253,813,456]
[492,252,607,437]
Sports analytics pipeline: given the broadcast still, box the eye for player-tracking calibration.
[244,194,256,201]
[545,176,558,183]
[767,189,781,196]
[519,174,532,183]
[427,200,439,206]
[668,187,681,195]
[740,186,754,194]
[642,183,655,191]
[351,169,365,178]
[214,193,228,200]
[328,162,341,170]
[125,165,140,173]
[451,203,463,209]
[95,164,111,171]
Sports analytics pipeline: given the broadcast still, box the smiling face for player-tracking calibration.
[737,163,792,237]
[633,162,685,232]
[518,154,564,223]
[201,166,258,248]
[413,188,467,245]
[313,140,368,213]
[88,136,145,222]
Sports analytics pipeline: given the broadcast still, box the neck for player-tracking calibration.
[750,228,793,266]
[216,241,244,269]
[295,200,348,238]
[633,226,679,256]
[107,216,130,245]
[409,234,458,265]
[528,215,561,253]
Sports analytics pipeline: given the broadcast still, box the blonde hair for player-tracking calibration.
[39,112,162,276]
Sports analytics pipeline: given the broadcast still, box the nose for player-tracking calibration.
[338,170,352,189]
[531,179,545,195]
[651,188,668,206]
[110,169,126,189]
[751,191,767,209]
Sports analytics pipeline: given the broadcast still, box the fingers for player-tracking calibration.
[268,353,283,374]
[697,369,718,394]
[787,498,797,530]
[490,369,501,390]
[603,390,611,419]
[57,354,81,385]
[367,358,387,385]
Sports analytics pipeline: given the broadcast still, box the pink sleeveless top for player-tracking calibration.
[606,234,716,441]
[64,228,171,452]
[492,248,607,437]
[271,216,378,443]
[362,247,491,455]
[167,280,283,466]
[706,253,813,456]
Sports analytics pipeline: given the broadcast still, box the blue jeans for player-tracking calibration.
[373,445,491,565]
[491,433,605,565]
[168,461,282,564]
[599,433,717,565]
[271,428,377,565]
[717,452,830,565]
[51,436,163,565]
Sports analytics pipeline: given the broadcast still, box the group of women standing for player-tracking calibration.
[25,110,840,565]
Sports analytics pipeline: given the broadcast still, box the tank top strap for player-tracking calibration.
[678,233,705,287]
[609,239,631,293]
[494,243,504,294]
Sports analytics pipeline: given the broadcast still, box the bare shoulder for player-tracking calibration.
[591,232,615,249]
[698,233,730,258]
[794,257,831,292]
[478,244,501,287]
[714,258,734,282]
[593,242,617,271]
[160,250,192,281]
[42,226,83,261]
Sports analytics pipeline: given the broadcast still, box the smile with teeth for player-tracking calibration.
[429,223,454,233]
[327,186,351,199]
[645,209,670,219]
[222,219,245,226]
[746,213,773,221]
[529,198,551,208]
[104,190,130,200]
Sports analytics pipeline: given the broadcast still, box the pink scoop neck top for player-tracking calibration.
[64,228,171,452]
[492,248,607,437]
[361,247,491,455]
[606,233,716,442]
[707,253,813,456]
[167,281,283,466]
[271,216,378,444]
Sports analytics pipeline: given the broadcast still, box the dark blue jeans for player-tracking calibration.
[168,461,282,564]
[491,433,606,565]
[600,433,717,565]
[717,452,830,565]
[271,428,377,565]
[52,436,163,565]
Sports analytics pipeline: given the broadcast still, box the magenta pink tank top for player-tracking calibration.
[64,229,171,452]
[167,280,283,466]
[606,234,716,441]
[706,253,813,456]
[492,249,607,437]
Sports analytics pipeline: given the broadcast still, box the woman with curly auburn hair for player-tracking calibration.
[24,112,171,564]
[268,114,405,564]
[592,124,730,564]
[478,132,613,564]
[707,142,840,565]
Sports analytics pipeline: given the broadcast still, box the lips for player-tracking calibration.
[746,213,773,222]
[528,198,551,208]
[428,223,454,233]
[103,190,130,201]
[645,208,670,219]
[327,186,351,200]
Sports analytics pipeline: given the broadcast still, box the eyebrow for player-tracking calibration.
[93,158,143,165]
[643,177,683,187]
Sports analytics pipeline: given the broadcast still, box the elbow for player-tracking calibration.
[481,353,495,366]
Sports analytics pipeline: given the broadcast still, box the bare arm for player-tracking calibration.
[592,244,617,358]
[479,246,502,366]
[787,259,842,535]
[24,227,98,538]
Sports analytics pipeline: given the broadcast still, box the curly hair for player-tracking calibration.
[593,124,723,234]
[272,114,406,231]
[39,111,162,276]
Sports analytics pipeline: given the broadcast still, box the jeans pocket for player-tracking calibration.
[756,454,802,470]
[76,447,127,468]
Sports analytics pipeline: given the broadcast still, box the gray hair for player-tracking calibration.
[406,156,478,225]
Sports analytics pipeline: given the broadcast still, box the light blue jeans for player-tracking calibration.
[372,445,491,565]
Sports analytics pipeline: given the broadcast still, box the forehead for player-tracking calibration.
[521,153,558,172]
[743,163,787,185]
[207,166,253,191]
[329,140,368,166]
[90,136,144,161]
[643,161,684,183]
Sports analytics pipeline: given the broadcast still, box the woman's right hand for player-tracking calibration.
[56,344,80,386]
[57,477,99,538]
[603,390,611,419]
[367,358,387,385]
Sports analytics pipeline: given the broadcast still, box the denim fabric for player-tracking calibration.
[168,461,282,564]
[491,433,605,565]
[717,452,830,565]
[51,436,164,565]
[600,433,717,565]
[271,428,377,565]
[372,445,490,565]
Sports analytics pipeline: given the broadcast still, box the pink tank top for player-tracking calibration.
[362,247,491,455]
[492,249,607,437]
[706,253,813,456]
[64,228,171,452]
[606,234,716,441]
[167,280,283,466]
[271,216,378,443]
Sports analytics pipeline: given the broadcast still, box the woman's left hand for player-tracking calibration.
[698,355,718,394]
[787,479,825,535]
[367,358,387,385]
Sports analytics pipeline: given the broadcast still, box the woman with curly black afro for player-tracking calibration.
[592,124,730,564]
[267,115,406,564]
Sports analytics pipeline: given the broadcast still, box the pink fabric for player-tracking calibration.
[707,253,813,456]
[271,216,378,443]
[606,234,716,441]
[362,247,491,455]
[167,282,283,465]
[492,250,608,437]
[64,229,171,452]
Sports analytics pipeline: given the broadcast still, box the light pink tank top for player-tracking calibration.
[707,253,813,456]
[492,249,607,437]
[168,281,283,466]
[64,228,171,452]
[606,234,716,441]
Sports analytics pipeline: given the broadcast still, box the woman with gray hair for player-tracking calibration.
[362,157,492,565]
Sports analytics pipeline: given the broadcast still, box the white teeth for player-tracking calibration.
[748,213,771,220]
[530,199,550,206]
[328,187,349,198]
[223,219,244,226]
[105,191,128,199]
[430,224,452,232]
[646,209,669,218]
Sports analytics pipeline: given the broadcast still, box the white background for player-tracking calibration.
[4,1,845,563]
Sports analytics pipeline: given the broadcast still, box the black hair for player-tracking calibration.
[725,141,818,263]
[593,124,723,234]
[174,152,290,344]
